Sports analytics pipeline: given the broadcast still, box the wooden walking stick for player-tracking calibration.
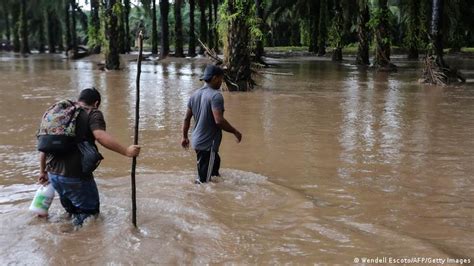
[131,31,144,227]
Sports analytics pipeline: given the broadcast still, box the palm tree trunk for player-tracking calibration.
[309,0,320,53]
[47,10,57,53]
[12,3,20,52]
[64,0,72,51]
[208,1,214,50]
[70,0,77,52]
[3,7,11,44]
[124,0,131,53]
[160,0,170,57]
[224,0,254,91]
[188,0,197,56]
[317,0,327,56]
[406,0,420,59]
[105,0,120,70]
[118,7,126,54]
[174,0,184,57]
[421,0,466,85]
[373,0,395,70]
[89,0,101,54]
[255,0,264,59]
[38,16,46,53]
[331,0,343,61]
[151,0,158,55]
[356,0,370,65]
[198,0,207,54]
[213,0,219,53]
[19,0,30,55]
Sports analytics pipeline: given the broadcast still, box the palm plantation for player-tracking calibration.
[0,0,472,84]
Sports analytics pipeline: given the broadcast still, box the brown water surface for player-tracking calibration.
[1,53,474,264]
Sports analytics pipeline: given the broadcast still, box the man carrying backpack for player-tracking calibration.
[38,88,140,227]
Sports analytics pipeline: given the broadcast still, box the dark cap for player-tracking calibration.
[200,65,224,81]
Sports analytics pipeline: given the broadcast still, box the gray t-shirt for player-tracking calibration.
[188,85,224,151]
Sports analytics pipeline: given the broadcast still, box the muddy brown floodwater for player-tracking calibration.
[1,53,474,264]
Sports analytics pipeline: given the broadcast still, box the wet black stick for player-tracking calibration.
[131,31,143,227]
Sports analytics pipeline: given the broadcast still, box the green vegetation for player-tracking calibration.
[0,0,472,82]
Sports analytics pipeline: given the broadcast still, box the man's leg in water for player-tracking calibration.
[49,173,100,226]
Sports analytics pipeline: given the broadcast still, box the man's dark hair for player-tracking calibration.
[78,87,101,106]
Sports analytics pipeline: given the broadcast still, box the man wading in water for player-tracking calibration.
[38,88,141,227]
[181,65,242,183]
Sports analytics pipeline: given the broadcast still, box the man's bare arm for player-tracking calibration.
[212,109,242,143]
[93,129,140,157]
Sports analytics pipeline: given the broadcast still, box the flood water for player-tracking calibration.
[1,53,474,264]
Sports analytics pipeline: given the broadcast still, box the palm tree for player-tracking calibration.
[317,0,328,56]
[160,0,170,57]
[213,0,219,52]
[44,0,64,53]
[70,0,77,53]
[255,0,265,59]
[152,0,158,54]
[308,0,320,53]
[174,0,184,57]
[88,0,101,53]
[1,1,12,46]
[198,0,207,54]
[329,0,343,61]
[373,0,395,70]
[208,1,214,50]
[12,2,20,52]
[422,0,464,84]
[123,0,131,53]
[356,0,370,65]
[104,0,120,69]
[188,0,197,56]
[223,0,254,91]
[19,0,30,55]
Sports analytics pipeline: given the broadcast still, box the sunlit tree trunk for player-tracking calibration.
[188,0,197,56]
[19,0,30,55]
[373,0,395,70]
[224,0,253,91]
[151,0,158,55]
[174,0,184,57]
[198,0,207,54]
[356,0,370,65]
[160,0,170,57]
[105,0,120,70]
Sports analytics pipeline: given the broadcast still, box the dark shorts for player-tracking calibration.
[49,173,100,215]
[195,149,221,183]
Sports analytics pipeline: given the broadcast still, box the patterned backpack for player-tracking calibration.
[37,100,82,154]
